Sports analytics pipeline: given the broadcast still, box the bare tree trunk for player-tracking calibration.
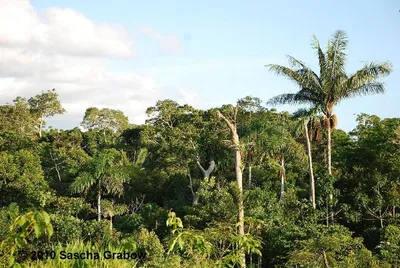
[326,199,329,227]
[280,157,285,201]
[50,151,62,181]
[97,186,101,221]
[248,163,252,189]
[304,120,316,209]
[191,160,215,206]
[110,199,114,231]
[234,134,245,268]
[188,170,199,206]
[327,117,332,175]
[39,115,44,138]
[103,129,107,143]
[217,110,245,268]
[327,114,333,224]
[330,193,334,224]
[322,250,330,268]
[197,160,215,179]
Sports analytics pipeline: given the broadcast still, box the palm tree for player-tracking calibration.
[70,149,130,221]
[266,30,392,176]
[261,123,306,201]
[293,108,322,209]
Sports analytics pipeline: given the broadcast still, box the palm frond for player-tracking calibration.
[267,93,316,106]
[312,35,328,80]
[102,165,131,196]
[344,82,386,98]
[266,64,315,89]
[103,177,125,196]
[297,88,324,105]
[70,172,96,194]
[346,61,392,89]
[327,30,348,79]
[292,108,316,119]
[297,68,322,90]
[286,55,306,69]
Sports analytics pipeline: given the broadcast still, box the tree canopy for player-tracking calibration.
[0,31,397,267]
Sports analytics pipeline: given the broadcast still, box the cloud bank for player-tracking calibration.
[0,0,187,128]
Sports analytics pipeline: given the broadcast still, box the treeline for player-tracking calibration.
[0,30,399,267]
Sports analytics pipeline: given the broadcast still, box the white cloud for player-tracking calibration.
[177,88,200,106]
[42,7,133,58]
[0,0,133,58]
[140,27,182,54]
[0,0,162,128]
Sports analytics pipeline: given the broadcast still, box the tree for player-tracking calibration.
[28,89,66,137]
[293,108,322,209]
[237,96,265,189]
[216,106,246,268]
[339,115,400,231]
[41,128,90,194]
[0,145,51,209]
[0,97,37,135]
[256,119,306,201]
[289,225,377,267]
[143,100,225,206]
[70,149,130,221]
[101,199,127,231]
[378,225,400,266]
[81,107,129,142]
[266,30,392,176]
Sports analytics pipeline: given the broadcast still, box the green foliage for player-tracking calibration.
[0,50,397,268]
[81,220,119,245]
[0,149,51,208]
[0,97,38,136]
[81,108,129,146]
[377,225,400,265]
[289,224,378,267]
[50,214,83,244]
[0,210,53,266]
[166,211,262,267]
[134,228,164,264]
[115,213,144,234]
[28,89,66,137]
[47,196,93,217]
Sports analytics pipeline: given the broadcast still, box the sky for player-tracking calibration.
[0,0,398,131]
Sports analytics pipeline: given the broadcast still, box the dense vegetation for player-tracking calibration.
[0,31,398,267]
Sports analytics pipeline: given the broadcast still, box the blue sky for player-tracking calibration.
[3,1,399,131]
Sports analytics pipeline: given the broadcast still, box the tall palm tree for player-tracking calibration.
[70,149,130,221]
[293,108,322,209]
[266,30,392,175]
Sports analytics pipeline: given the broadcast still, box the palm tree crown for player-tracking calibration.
[266,30,392,175]
[267,30,391,116]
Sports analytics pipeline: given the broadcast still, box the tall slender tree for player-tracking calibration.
[293,108,322,209]
[216,107,246,268]
[266,30,392,176]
